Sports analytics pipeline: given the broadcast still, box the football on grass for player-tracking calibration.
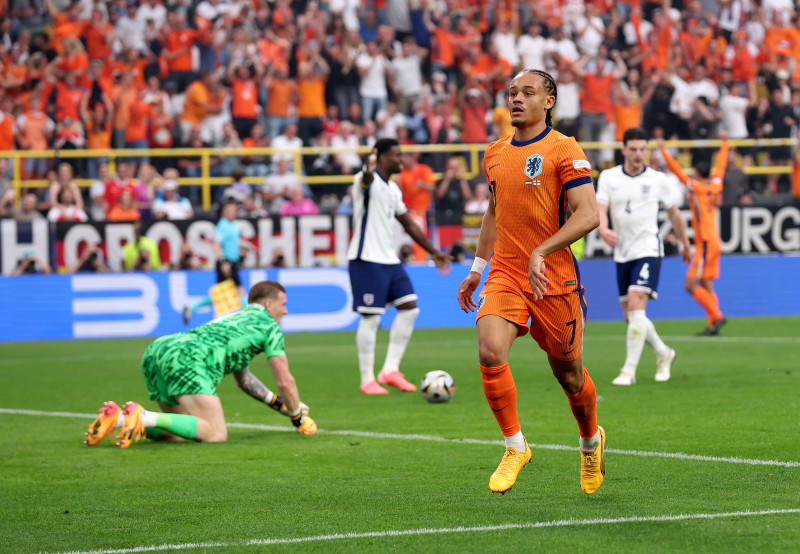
[420,370,455,403]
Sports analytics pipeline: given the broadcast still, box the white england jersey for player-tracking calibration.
[596,165,675,263]
[347,171,408,265]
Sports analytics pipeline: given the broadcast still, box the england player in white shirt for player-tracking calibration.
[348,138,451,395]
[596,127,692,385]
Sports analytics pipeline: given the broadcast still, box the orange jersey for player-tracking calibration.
[398,163,436,212]
[231,78,259,119]
[484,127,593,296]
[661,141,728,245]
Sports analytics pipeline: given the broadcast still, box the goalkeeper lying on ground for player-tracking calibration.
[85,280,317,448]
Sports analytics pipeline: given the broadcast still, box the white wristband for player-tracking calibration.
[470,256,487,275]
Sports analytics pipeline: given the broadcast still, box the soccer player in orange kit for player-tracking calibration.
[457,70,604,495]
[659,134,729,335]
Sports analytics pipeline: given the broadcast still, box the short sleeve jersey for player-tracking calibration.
[347,170,408,265]
[596,165,674,263]
[483,127,593,296]
[215,218,241,262]
[183,304,286,386]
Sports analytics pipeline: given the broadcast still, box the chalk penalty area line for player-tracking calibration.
[2,408,799,469]
[59,508,800,554]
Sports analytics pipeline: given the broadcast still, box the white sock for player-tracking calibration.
[623,310,648,374]
[116,413,125,427]
[580,430,600,452]
[141,409,158,427]
[504,430,526,452]
[356,315,380,386]
[381,307,419,373]
[641,315,667,355]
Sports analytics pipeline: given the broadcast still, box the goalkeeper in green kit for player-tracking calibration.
[85,280,317,448]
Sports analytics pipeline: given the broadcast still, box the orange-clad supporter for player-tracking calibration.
[258,27,291,71]
[179,72,224,144]
[45,0,87,55]
[113,71,137,148]
[54,75,86,124]
[612,83,643,142]
[574,48,627,167]
[15,89,55,178]
[456,70,604,496]
[0,99,16,151]
[1,59,28,100]
[793,155,800,199]
[272,0,295,27]
[296,41,330,145]
[492,99,513,140]
[56,38,90,89]
[423,8,455,74]
[107,189,141,221]
[536,0,564,29]
[659,135,730,336]
[450,14,481,65]
[16,78,50,117]
[113,48,147,90]
[240,123,270,177]
[85,9,115,62]
[725,31,758,83]
[465,43,513,94]
[147,99,174,150]
[81,99,113,179]
[264,65,296,139]
[125,90,152,153]
[228,57,264,142]
[398,152,436,262]
[162,13,209,92]
[458,77,491,144]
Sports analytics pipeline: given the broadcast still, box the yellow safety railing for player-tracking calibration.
[4,137,795,209]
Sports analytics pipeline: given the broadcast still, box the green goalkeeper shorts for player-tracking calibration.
[142,335,218,405]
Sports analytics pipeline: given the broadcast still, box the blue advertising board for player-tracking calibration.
[1,254,798,343]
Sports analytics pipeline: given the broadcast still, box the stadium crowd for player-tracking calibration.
[1,0,799,232]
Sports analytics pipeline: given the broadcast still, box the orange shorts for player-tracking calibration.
[688,241,720,280]
[476,277,587,361]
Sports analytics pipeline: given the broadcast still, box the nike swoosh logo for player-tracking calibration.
[491,403,510,412]
[562,349,575,355]
[488,164,501,170]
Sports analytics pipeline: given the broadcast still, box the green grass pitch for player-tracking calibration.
[1,316,799,553]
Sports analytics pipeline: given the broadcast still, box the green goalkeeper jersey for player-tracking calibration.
[183,303,286,384]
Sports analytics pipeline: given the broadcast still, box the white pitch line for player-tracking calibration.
[59,508,800,554]
[614,335,800,344]
[2,408,799,468]
[3,335,798,366]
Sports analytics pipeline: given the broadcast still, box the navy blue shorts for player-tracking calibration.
[616,257,661,301]
[349,259,417,314]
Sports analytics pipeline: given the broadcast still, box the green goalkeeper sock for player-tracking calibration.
[155,412,198,440]
[189,296,212,314]
[145,427,166,441]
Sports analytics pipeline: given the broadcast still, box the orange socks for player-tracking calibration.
[480,362,520,436]
[564,368,598,440]
[692,287,723,325]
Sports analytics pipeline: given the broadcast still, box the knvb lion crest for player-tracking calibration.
[524,154,544,185]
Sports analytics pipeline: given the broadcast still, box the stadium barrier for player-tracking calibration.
[4,137,798,209]
[1,204,798,275]
[1,254,798,343]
